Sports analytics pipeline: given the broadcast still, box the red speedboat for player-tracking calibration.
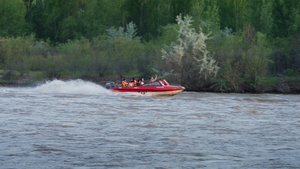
[106,79,185,96]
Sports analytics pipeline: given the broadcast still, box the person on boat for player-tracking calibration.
[137,79,141,86]
[122,79,128,87]
[149,75,157,83]
[128,78,137,87]
[140,78,145,85]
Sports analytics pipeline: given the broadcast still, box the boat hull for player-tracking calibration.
[107,79,184,96]
[110,86,184,96]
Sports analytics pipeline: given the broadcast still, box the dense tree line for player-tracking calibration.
[0,0,299,92]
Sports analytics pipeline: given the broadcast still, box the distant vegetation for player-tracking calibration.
[0,0,299,93]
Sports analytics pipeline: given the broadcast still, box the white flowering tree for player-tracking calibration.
[161,14,219,86]
[107,22,137,40]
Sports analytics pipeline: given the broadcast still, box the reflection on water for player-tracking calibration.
[0,80,300,168]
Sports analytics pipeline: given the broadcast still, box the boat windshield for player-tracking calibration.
[161,80,167,85]
[162,79,170,85]
[143,81,162,86]
[152,82,162,86]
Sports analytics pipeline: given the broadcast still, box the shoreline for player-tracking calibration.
[1,77,300,94]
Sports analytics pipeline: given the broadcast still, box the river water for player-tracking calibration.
[0,79,299,169]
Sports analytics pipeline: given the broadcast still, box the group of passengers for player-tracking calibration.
[121,75,157,87]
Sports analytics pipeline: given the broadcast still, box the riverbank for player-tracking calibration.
[1,70,299,94]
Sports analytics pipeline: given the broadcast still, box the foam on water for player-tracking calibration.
[33,79,109,95]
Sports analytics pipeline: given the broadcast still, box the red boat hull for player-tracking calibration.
[108,79,184,96]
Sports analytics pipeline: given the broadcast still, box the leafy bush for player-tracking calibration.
[161,14,219,89]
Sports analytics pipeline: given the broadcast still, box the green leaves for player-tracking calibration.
[0,0,27,37]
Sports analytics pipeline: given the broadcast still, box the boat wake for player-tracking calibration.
[33,79,109,95]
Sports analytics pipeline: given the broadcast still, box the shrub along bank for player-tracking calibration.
[0,28,300,93]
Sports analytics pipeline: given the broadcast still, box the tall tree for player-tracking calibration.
[218,0,247,32]
[190,0,220,35]
[83,0,126,39]
[123,0,193,40]
[247,0,273,35]
[0,0,27,37]
[25,0,127,42]
[271,0,300,38]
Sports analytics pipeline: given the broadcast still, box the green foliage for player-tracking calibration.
[0,0,27,36]
[0,33,148,80]
[122,0,194,40]
[25,0,126,42]
[190,0,220,35]
[210,28,270,92]
[83,0,126,39]
[271,0,300,38]
[156,24,179,46]
[60,16,77,41]
[218,0,248,32]
[0,35,34,70]
[1,70,20,81]
[247,0,273,35]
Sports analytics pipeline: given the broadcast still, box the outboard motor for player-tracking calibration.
[105,81,116,89]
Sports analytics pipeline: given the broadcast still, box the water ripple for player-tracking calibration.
[1,81,300,168]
